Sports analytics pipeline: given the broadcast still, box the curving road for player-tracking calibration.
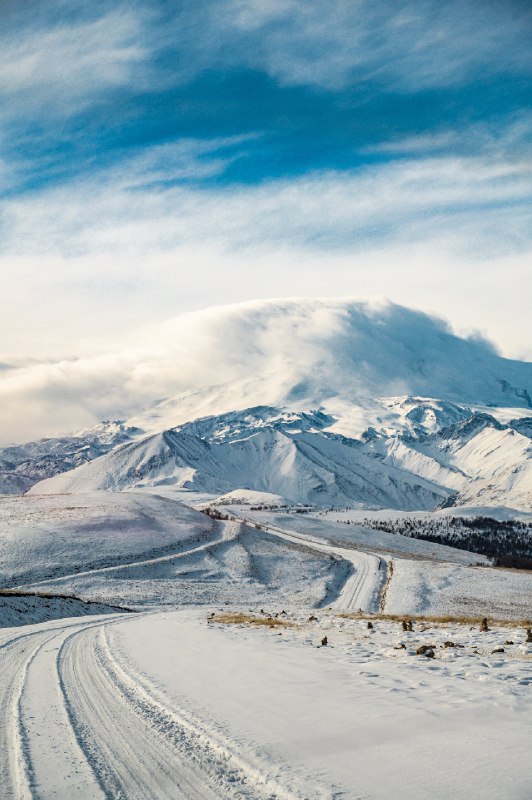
[0,612,309,800]
[234,514,387,613]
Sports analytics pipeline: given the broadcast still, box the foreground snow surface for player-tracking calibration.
[1,609,531,799]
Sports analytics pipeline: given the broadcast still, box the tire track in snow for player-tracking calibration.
[0,632,51,799]
[102,624,334,800]
[335,552,378,612]
[0,617,126,799]
[234,515,384,613]
[19,624,106,799]
[3,610,339,799]
[60,621,200,800]
[60,620,306,800]
[61,629,268,800]
[1,626,92,799]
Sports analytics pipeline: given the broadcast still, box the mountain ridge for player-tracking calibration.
[26,402,531,511]
[2,299,531,511]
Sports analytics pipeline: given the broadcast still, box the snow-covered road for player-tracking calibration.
[1,610,531,800]
[234,514,386,612]
[0,612,312,800]
[0,618,108,799]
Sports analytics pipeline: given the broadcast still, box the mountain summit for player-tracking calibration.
[125,298,532,435]
[4,298,532,511]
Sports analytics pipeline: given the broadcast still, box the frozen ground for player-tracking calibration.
[0,591,128,627]
[386,559,532,619]
[225,509,532,620]
[1,490,530,798]
[1,608,531,800]
[2,493,531,621]
[229,507,491,564]
[0,492,217,589]
[1,493,373,612]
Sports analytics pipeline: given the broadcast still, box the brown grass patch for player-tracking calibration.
[335,611,532,628]
[208,612,297,628]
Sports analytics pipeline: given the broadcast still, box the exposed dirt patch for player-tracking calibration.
[379,559,394,612]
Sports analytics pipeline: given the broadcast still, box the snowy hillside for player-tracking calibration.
[30,408,451,510]
[4,492,531,619]
[0,492,216,590]
[3,300,531,513]
[0,420,140,494]
[30,402,531,511]
[367,411,532,510]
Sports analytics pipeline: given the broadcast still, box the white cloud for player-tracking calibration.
[0,137,530,372]
[1,3,530,445]
[202,0,532,91]
[0,295,530,445]
[0,7,148,120]
[3,145,530,257]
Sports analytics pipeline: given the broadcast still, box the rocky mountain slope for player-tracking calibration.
[29,404,531,511]
[2,299,531,511]
[0,421,139,494]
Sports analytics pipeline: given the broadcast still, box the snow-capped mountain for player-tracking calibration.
[29,407,450,510]
[28,403,531,511]
[122,298,532,438]
[4,299,532,511]
[367,411,532,510]
[0,421,140,494]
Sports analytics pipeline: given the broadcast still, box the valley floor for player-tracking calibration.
[1,608,531,800]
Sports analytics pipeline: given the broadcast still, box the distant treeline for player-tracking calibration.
[358,516,532,570]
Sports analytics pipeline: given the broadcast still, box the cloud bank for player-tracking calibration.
[1,1,530,445]
[1,297,529,445]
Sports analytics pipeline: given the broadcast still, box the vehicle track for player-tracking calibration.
[57,617,308,800]
[0,631,47,799]
[1,610,329,800]
[0,617,117,799]
[235,514,385,613]
[59,622,220,799]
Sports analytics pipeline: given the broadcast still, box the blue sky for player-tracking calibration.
[3,1,531,192]
[1,0,531,373]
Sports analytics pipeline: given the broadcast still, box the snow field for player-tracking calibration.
[235,508,491,565]
[2,609,530,799]
[384,558,532,620]
[228,511,532,620]
[0,492,218,589]
[4,494,529,624]
[104,610,532,799]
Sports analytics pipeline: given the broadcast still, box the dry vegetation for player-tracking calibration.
[208,612,297,628]
[334,611,532,628]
